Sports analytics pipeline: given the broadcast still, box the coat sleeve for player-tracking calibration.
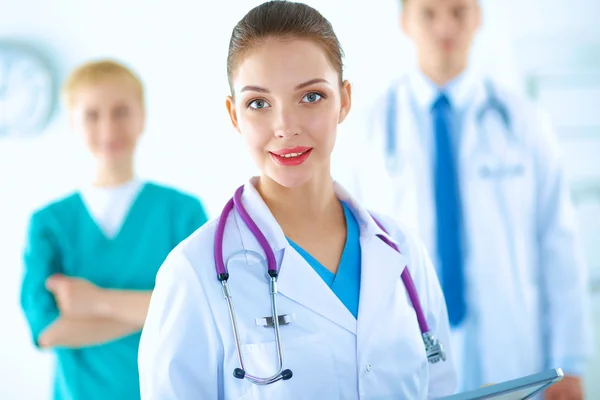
[532,107,594,376]
[138,248,223,400]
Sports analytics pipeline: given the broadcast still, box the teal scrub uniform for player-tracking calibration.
[20,182,208,400]
[287,202,362,318]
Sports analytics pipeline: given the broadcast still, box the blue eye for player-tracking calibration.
[248,99,270,110]
[302,92,323,103]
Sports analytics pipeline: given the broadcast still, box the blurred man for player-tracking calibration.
[348,0,593,398]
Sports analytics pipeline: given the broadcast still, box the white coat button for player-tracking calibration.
[366,364,372,372]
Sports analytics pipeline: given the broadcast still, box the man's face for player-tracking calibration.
[402,0,481,73]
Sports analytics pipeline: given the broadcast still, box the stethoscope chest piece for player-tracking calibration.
[256,313,296,328]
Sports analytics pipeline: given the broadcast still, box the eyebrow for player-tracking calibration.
[240,78,331,93]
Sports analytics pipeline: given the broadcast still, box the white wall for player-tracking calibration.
[1,0,598,398]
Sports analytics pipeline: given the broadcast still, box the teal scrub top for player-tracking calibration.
[287,202,362,318]
[20,182,209,400]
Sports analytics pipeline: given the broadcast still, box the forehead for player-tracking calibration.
[72,79,141,109]
[406,0,476,8]
[232,38,338,93]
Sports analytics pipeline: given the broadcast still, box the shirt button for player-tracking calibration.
[366,364,372,372]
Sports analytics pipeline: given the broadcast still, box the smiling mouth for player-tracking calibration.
[269,148,313,166]
[272,149,311,158]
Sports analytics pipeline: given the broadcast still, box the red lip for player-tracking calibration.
[269,147,313,167]
[270,146,312,156]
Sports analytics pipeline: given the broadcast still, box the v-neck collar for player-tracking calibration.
[332,203,361,291]
[287,240,336,286]
[286,202,355,287]
[75,182,151,243]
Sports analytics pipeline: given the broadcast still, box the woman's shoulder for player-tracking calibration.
[143,182,205,207]
[28,191,81,231]
[367,210,433,278]
[366,211,415,249]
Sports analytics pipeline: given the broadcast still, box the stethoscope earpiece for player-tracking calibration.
[232,367,293,382]
[281,369,293,380]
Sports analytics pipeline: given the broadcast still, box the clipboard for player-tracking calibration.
[440,368,564,400]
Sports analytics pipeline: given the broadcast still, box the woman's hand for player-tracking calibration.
[46,274,107,317]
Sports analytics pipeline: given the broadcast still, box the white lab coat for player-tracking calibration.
[138,178,457,399]
[344,71,594,390]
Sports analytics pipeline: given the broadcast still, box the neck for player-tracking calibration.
[256,173,340,230]
[418,58,467,87]
[93,159,135,187]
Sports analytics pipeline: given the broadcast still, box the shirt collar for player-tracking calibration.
[408,67,480,111]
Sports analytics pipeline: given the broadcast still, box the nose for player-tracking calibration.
[273,106,301,139]
[432,12,458,39]
[98,115,119,141]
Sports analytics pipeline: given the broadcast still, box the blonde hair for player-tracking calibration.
[62,59,145,109]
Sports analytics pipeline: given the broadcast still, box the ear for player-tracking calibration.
[338,80,352,124]
[225,95,241,133]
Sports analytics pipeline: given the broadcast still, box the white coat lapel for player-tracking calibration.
[234,179,357,335]
[277,247,357,335]
[356,228,409,348]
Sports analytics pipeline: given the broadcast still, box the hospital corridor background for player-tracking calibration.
[1,0,599,398]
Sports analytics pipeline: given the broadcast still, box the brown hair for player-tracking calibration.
[226,1,344,92]
[62,59,144,109]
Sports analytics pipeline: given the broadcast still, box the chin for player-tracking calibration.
[265,167,313,189]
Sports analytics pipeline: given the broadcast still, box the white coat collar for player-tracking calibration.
[407,67,480,111]
[239,177,401,252]
[233,177,406,336]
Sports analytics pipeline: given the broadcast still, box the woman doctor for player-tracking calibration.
[138,1,457,399]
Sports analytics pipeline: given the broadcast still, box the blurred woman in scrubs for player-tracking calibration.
[19,60,209,400]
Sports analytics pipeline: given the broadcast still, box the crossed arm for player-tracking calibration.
[37,275,152,349]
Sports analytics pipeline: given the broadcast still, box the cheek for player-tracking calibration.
[122,119,142,141]
[81,126,98,145]
[305,106,339,142]
[239,114,272,145]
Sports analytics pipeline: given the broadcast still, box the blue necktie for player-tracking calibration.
[431,93,467,327]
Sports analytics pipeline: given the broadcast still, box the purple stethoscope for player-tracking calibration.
[214,185,446,385]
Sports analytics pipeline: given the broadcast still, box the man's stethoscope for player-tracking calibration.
[384,78,517,176]
[213,185,447,385]
[384,78,524,310]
